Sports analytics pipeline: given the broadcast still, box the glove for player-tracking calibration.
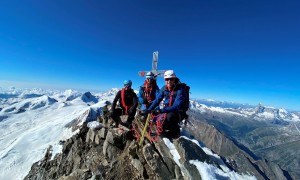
[140,110,149,116]
[143,98,148,104]
[128,108,134,114]
[151,109,161,115]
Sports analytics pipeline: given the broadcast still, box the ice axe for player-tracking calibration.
[139,113,151,145]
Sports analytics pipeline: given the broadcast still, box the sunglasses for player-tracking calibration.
[146,77,154,80]
[165,78,175,81]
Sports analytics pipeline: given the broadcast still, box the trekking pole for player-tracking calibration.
[139,113,151,145]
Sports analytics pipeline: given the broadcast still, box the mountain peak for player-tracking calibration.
[24,122,259,180]
[80,92,98,103]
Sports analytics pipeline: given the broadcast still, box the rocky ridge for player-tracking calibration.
[25,114,291,180]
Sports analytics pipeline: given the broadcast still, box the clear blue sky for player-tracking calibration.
[0,0,299,111]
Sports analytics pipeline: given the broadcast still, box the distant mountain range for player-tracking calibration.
[0,87,299,179]
[189,99,300,179]
[192,98,255,109]
[191,99,300,123]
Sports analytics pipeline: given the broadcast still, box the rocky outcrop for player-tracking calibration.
[24,123,198,179]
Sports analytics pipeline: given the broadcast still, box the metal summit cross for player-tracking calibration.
[138,51,166,78]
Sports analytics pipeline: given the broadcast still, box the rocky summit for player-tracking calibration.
[24,122,205,180]
[25,115,292,180]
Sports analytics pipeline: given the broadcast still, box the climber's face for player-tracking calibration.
[124,85,131,91]
[165,78,175,89]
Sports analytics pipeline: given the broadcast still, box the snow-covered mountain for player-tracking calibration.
[0,87,140,179]
[0,88,116,179]
[192,98,255,109]
[191,99,300,123]
[0,87,297,179]
[190,99,300,179]
[1,95,57,113]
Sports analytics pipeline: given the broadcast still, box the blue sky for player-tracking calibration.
[0,0,299,111]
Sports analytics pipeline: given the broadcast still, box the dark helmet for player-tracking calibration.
[124,80,132,87]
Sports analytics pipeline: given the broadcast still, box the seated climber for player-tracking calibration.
[110,80,138,128]
[138,72,160,116]
[141,70,187,139]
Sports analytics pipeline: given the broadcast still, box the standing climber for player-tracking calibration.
[110,80,138,128]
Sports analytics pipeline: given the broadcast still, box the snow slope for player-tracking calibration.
[0,88,116,179]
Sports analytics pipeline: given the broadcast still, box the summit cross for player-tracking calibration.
[138,51,166,79]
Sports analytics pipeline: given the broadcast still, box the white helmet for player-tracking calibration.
[146,72,154,79]
[164,70,176,79]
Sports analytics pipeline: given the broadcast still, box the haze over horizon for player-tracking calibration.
[0,0,299,111]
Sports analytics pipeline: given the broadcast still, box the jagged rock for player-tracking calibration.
[153,138,178,170]
[173,137,208,180]
[86,129,97,143]
[58,169,92,180]
[105,129,127,148]
[103,139,121,161]
[174,137,210,163]
[102,128,130,161]
[99,127,107,139]
[143,143,176,179]
[86,127,108,145]
[131,158,144,175]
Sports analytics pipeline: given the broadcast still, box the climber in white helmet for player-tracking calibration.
[141,70,187,139]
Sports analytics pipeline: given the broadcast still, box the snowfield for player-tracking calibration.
[0,88,115,179]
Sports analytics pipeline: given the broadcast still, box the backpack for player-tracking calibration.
[180,83,190,112]
[168,82,190,120]
[168,82,190,112]
[163,82,190,119]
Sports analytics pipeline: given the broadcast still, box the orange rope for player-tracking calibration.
[148,113,166,143]
[131,124,140,142]
[132,113,167,143]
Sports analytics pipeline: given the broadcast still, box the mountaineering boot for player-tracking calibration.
[163,127,180,140]
[172,130,181,139]
[171,127,181,139]
[111,116,121,128]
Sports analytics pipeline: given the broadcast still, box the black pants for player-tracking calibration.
[110,108,136,124]
[163,112,181,136]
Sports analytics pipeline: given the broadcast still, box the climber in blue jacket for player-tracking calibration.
[138,72,160,112]
[141,70,187,138]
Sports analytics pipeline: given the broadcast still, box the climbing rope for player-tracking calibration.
[132,113,167,144]
[148,113,166,143]
[131,123,140,142]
